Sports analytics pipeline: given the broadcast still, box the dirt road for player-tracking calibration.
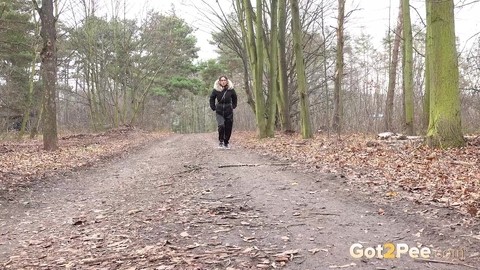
[1,133,478,269]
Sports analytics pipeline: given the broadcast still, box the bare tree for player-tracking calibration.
[266,0,279,137]
[402,0,414,135]
[332,0,345,134]
[32,0,58,150]
[384,1,402,132]
[291,0,312,138]
[277,0,293,132]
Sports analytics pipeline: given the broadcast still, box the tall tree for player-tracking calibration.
[276,0,293,132]
[425,0,464,148]
[402,0,414,135]
[332,0,345,134]
[265,0,278,137]
[290,0,312,138]
[135,12,199,123]
[384,2,402,132]
[32,0,58,150]
[237,0,267,137]
[253,0,266,137]
[67,10,198,129]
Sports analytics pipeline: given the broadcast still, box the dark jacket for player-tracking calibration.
[209,79,237,118]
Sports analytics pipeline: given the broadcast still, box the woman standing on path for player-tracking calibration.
[209,76,237,149]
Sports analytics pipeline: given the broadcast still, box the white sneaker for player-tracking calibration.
[224,144,230,150]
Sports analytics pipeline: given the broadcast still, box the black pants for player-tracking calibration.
[216,113,233,145]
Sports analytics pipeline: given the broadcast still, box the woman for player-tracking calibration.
[209,76,237,149]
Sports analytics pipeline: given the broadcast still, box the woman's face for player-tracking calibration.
[219,77,227,86]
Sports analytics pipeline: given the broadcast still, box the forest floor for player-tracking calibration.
[0,127,479,269]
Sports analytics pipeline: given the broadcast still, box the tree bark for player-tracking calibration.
[425,0,465,148]
[266,0,279,137]
[423,0,432,132]
[402,0,414,135]
[240,0,267,138]
[332,0,345,135]
[254,0,266,137]
[290,0,312,139]
[277,0,293,132]
[384,2,402,132]
[33,0,58,150]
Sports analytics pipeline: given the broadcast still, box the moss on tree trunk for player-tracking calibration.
[425,0,464,148]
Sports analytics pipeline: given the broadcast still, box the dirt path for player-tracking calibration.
[1,133,478,269]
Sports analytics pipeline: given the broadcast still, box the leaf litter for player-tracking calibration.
[1,129,479,269]
[235,132,480,220]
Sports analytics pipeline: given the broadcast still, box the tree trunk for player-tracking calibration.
[402,0,414,135]
[235,0,256,114]
[332,0,345,135]
[290,0,312,139]
[321,0,330,132]
[239,0,267,137]
[425,0,465,148]
[33,0,58,151]
[253,0,266,137]
[423,0,432,132]
[277,0,293,132]
[266,0,278,137]
[384,2,402,132]
[241,56,256,114]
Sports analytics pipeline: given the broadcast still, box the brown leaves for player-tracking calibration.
[0,128,169,191]
[235,131,480,219]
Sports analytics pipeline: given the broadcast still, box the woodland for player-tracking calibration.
[0,0,479,215]
[0,1,480,268]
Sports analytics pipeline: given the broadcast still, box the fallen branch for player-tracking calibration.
[218,163,291,168]
[309,212,340,216]
[414,258,477,269]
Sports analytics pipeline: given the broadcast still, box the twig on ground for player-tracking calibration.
[218,163,291,168]
[309,212,340,216]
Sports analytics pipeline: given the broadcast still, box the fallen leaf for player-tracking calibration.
[385,191,398,197]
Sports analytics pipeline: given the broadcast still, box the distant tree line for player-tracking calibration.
[0,0,479,149]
